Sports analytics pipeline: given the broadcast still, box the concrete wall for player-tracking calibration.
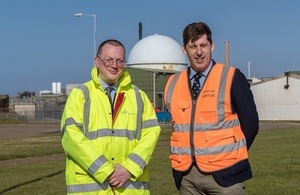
[14,105,36,116]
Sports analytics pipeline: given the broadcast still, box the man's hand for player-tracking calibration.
[109,164,131,187]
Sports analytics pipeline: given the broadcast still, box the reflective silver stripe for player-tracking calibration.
[84,124,159,140]
[85,129,136,140]
[133,85,144,140]
[173,119,240,132]
[217,65,230,121]
[165,73,180,111]
[171,146,191,155]
[61,117,84,137]
[194,119,240,131]
[195,138,246,155]
[88,155,108,175]
[67,182,109,193]
[171,138,246,155]
[67,180,149,193]
[83,120,159,141]
[122,180,150,190]
[128,153,146,170]
[142,119,159,129]
[61,85,89,136]
[77,85,91,133]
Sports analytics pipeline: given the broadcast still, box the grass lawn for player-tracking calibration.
[0,124,300,194]
[246,127,300,194]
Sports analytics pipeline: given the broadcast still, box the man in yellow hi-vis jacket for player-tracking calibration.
[61,39,161,195]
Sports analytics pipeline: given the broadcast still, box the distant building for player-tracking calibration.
[52,82,62,94]
[251,71,300,120]
[39,90,52,95]
[66,84,82,95]
[17,91,35,99]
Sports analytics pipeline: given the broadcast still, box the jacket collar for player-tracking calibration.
[91,66,132,91]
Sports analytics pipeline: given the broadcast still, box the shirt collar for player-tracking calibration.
[99,77,118,91]
[189,60,213,80]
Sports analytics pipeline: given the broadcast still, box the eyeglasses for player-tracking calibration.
[97,56,126,68]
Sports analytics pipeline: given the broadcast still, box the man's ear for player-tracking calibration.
[211,42,215,52]
[182,45,187,55]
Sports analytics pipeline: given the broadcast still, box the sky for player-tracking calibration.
[1,0,300,96]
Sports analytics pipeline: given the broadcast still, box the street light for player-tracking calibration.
[75,13,97,57]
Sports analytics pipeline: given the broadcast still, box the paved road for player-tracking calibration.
[258,121,300,130]
[0,123,60,139]
[0,121,299,140]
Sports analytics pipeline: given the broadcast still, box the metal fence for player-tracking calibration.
[1,106,64,123]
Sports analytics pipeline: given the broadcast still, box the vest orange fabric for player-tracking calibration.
[164,63,248,173]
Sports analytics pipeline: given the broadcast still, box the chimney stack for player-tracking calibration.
[224,41,230,66]
[138,22,142,40]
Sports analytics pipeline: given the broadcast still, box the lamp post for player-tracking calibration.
[75,13,97,57]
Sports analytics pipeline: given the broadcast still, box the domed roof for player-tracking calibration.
[127,34,188,73]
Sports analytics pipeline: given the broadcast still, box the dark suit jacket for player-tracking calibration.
[173,66,259,189]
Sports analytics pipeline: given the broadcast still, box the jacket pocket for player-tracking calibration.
[170,133,181,163]
[205,131,238,163]
[73,165,96,183]
[173,101,191,120]
[198,111,217,123]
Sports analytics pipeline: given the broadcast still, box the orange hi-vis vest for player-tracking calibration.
[163,63,248,173]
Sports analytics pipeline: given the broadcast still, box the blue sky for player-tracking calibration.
[1,0,299,96]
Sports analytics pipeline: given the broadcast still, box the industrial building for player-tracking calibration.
[250,71,300,120]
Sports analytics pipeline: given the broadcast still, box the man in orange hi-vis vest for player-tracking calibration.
[164,22,259,195]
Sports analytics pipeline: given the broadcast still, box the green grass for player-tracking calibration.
[246,128,300,195]
[0,135,63,161]
[0,126,300,194]
[0,117,23,124]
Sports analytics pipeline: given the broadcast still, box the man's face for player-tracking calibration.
[95,44,125,85]
[182,34,215,72]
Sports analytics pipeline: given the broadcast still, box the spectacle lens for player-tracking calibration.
[97,56,126,68]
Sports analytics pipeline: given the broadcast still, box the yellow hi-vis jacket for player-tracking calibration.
[164,63,248,173]
[61,67,161,195]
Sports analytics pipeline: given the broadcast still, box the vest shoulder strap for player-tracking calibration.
[165,72,181,111]
[133,85,144,139]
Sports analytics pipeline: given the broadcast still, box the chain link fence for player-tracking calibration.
[0,95,67,123]
[1,106,64,123]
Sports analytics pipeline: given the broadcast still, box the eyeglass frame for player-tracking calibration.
[97,56,126,68]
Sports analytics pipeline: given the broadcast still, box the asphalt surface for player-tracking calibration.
[0,121,299,140]
[0,123,60,139]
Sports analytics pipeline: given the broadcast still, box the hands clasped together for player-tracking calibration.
[108,164,131,188]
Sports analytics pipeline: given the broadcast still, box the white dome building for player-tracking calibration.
[127,34,188,72]
[126,34,188,116]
